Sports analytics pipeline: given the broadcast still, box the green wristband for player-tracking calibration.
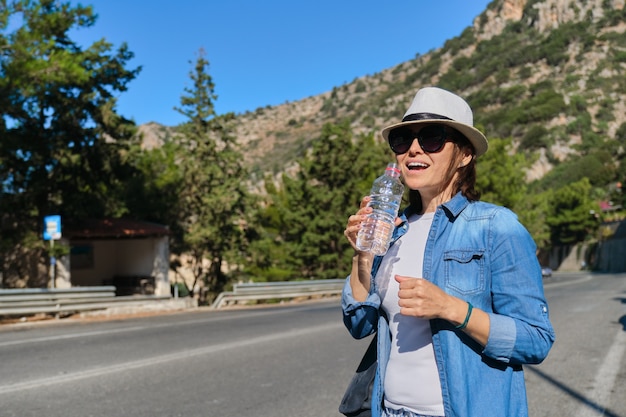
[455,302,473,330]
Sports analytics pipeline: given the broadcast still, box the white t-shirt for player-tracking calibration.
[376,212,445,416]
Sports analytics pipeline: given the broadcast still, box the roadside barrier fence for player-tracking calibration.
[0,279,346,318]
[210,279,345,309]
[0,287,171,318]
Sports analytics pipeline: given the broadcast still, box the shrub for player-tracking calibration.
[521,125,550,150]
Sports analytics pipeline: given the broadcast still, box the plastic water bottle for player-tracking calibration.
[356,162,404,256]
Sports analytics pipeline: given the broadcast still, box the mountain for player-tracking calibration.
[140,0,626,187]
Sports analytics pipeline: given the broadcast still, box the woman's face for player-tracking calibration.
[393,124,473,201]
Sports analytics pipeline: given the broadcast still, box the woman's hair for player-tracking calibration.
[408,130,480,211]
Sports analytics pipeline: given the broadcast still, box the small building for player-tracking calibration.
[60,219,171,296]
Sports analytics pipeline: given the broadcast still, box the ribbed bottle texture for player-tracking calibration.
[355,163,404,256]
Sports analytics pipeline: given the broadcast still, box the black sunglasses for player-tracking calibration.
[387,125,453,154]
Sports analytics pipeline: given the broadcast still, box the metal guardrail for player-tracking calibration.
[1,279,347,316]
[211,279,345,309]
[0,286,171,317]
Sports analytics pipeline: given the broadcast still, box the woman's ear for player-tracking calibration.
[458,152,474,168]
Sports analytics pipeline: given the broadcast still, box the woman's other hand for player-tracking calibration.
[395,275,489,346]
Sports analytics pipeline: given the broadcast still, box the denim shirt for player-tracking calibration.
[342,192,555,417]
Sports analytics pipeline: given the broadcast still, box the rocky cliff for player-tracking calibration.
[139,0,626,185]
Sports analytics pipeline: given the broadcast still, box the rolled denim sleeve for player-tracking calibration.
[483,313,517,361]
[341,275,381,339]
[482,209,555,365]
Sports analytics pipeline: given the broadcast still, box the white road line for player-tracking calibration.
[0,325,152,347]
[0,322,341,395]
[575,326,626,417]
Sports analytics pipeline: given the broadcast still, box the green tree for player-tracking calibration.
[536,151,616,191]
[475,137,530,209]
[473,137,556,248]
[0,0,140,286]
[514,189,552,250]
[545,178,599,245]
[282,122,363,279]
[249,121,391,281]
[244,174,298,282]
[172,50,250,300]
[125,140,185,243]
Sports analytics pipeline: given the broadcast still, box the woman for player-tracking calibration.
[342,87,555,417]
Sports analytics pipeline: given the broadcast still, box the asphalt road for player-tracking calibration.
[0,272,624,417]
[526,272,626,417]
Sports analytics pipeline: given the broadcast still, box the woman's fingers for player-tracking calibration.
[344,215,361,239]
[344,197,372,246]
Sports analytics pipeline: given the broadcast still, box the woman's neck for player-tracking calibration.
[420,189,454,213]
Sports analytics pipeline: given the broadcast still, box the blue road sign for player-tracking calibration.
[43,215,62,241]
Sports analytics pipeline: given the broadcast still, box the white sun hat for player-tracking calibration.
[381,86,488,156]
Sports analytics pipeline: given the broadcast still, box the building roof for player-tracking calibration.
[65,218,170,240]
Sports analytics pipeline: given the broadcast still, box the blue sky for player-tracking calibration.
[70,1,492,126]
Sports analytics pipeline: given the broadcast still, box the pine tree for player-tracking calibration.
[173,50,250,300]
[249,121,391,281]
[0,0,140,286]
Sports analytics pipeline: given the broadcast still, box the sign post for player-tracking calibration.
[43,215,62,288]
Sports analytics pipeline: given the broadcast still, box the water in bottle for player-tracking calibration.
[356,162,404,256]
